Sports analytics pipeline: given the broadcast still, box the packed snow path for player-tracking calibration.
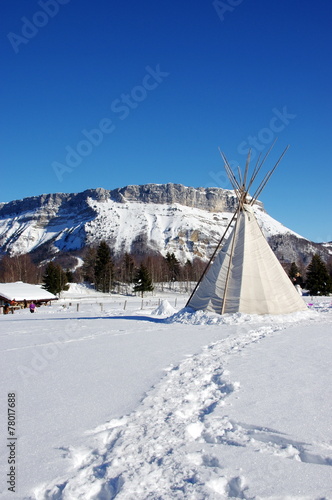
[29,304,332,500]
[1,295,332,499]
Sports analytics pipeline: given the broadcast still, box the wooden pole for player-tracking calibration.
[219,149,241,198]
[250,170,271,203]
[243,149,251,188]
[221,204,241,314]
[185,210,238,307]
[251,145,290,205]
[237,166,243,187]
[247,138,278,194]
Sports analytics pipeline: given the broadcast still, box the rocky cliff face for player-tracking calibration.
[0,184,330,264]
[268,234,330,266]
[109,184,242,212]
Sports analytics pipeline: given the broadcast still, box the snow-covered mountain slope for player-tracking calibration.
[0,184,328,264]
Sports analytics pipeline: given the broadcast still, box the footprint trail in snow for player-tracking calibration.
[30,322,331,500]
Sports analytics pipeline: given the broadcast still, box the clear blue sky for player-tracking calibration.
[1,0,331,242]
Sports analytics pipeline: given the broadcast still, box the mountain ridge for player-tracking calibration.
[0,183,330,265]
[0,183,241,213]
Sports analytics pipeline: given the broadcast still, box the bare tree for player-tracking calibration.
[0,254,40,283]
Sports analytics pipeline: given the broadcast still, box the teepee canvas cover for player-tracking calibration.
[187,146,307,315]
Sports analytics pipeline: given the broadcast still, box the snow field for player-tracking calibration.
[0,291,331,499]
[32,325,277,499]
[0,294,229,499]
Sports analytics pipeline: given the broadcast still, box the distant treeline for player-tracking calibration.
[0,241,331,296]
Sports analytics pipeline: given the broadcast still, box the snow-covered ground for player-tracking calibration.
[0,286,332,499]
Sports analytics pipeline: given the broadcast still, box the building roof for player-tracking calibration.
[0,282,57,302]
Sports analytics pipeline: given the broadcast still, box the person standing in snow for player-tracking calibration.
[29,302,36,314]
[10,298,17,313]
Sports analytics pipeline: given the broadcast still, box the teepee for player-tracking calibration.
[187,145,307,315]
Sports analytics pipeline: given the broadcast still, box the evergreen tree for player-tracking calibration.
[66,269,74,283]
[94,241,113,292]
[288,262,303,286]
[133,263,154,297]
[165,252,180,281]
[305,254,332,295]
[43,262,69,295]
[328,258,332,281]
